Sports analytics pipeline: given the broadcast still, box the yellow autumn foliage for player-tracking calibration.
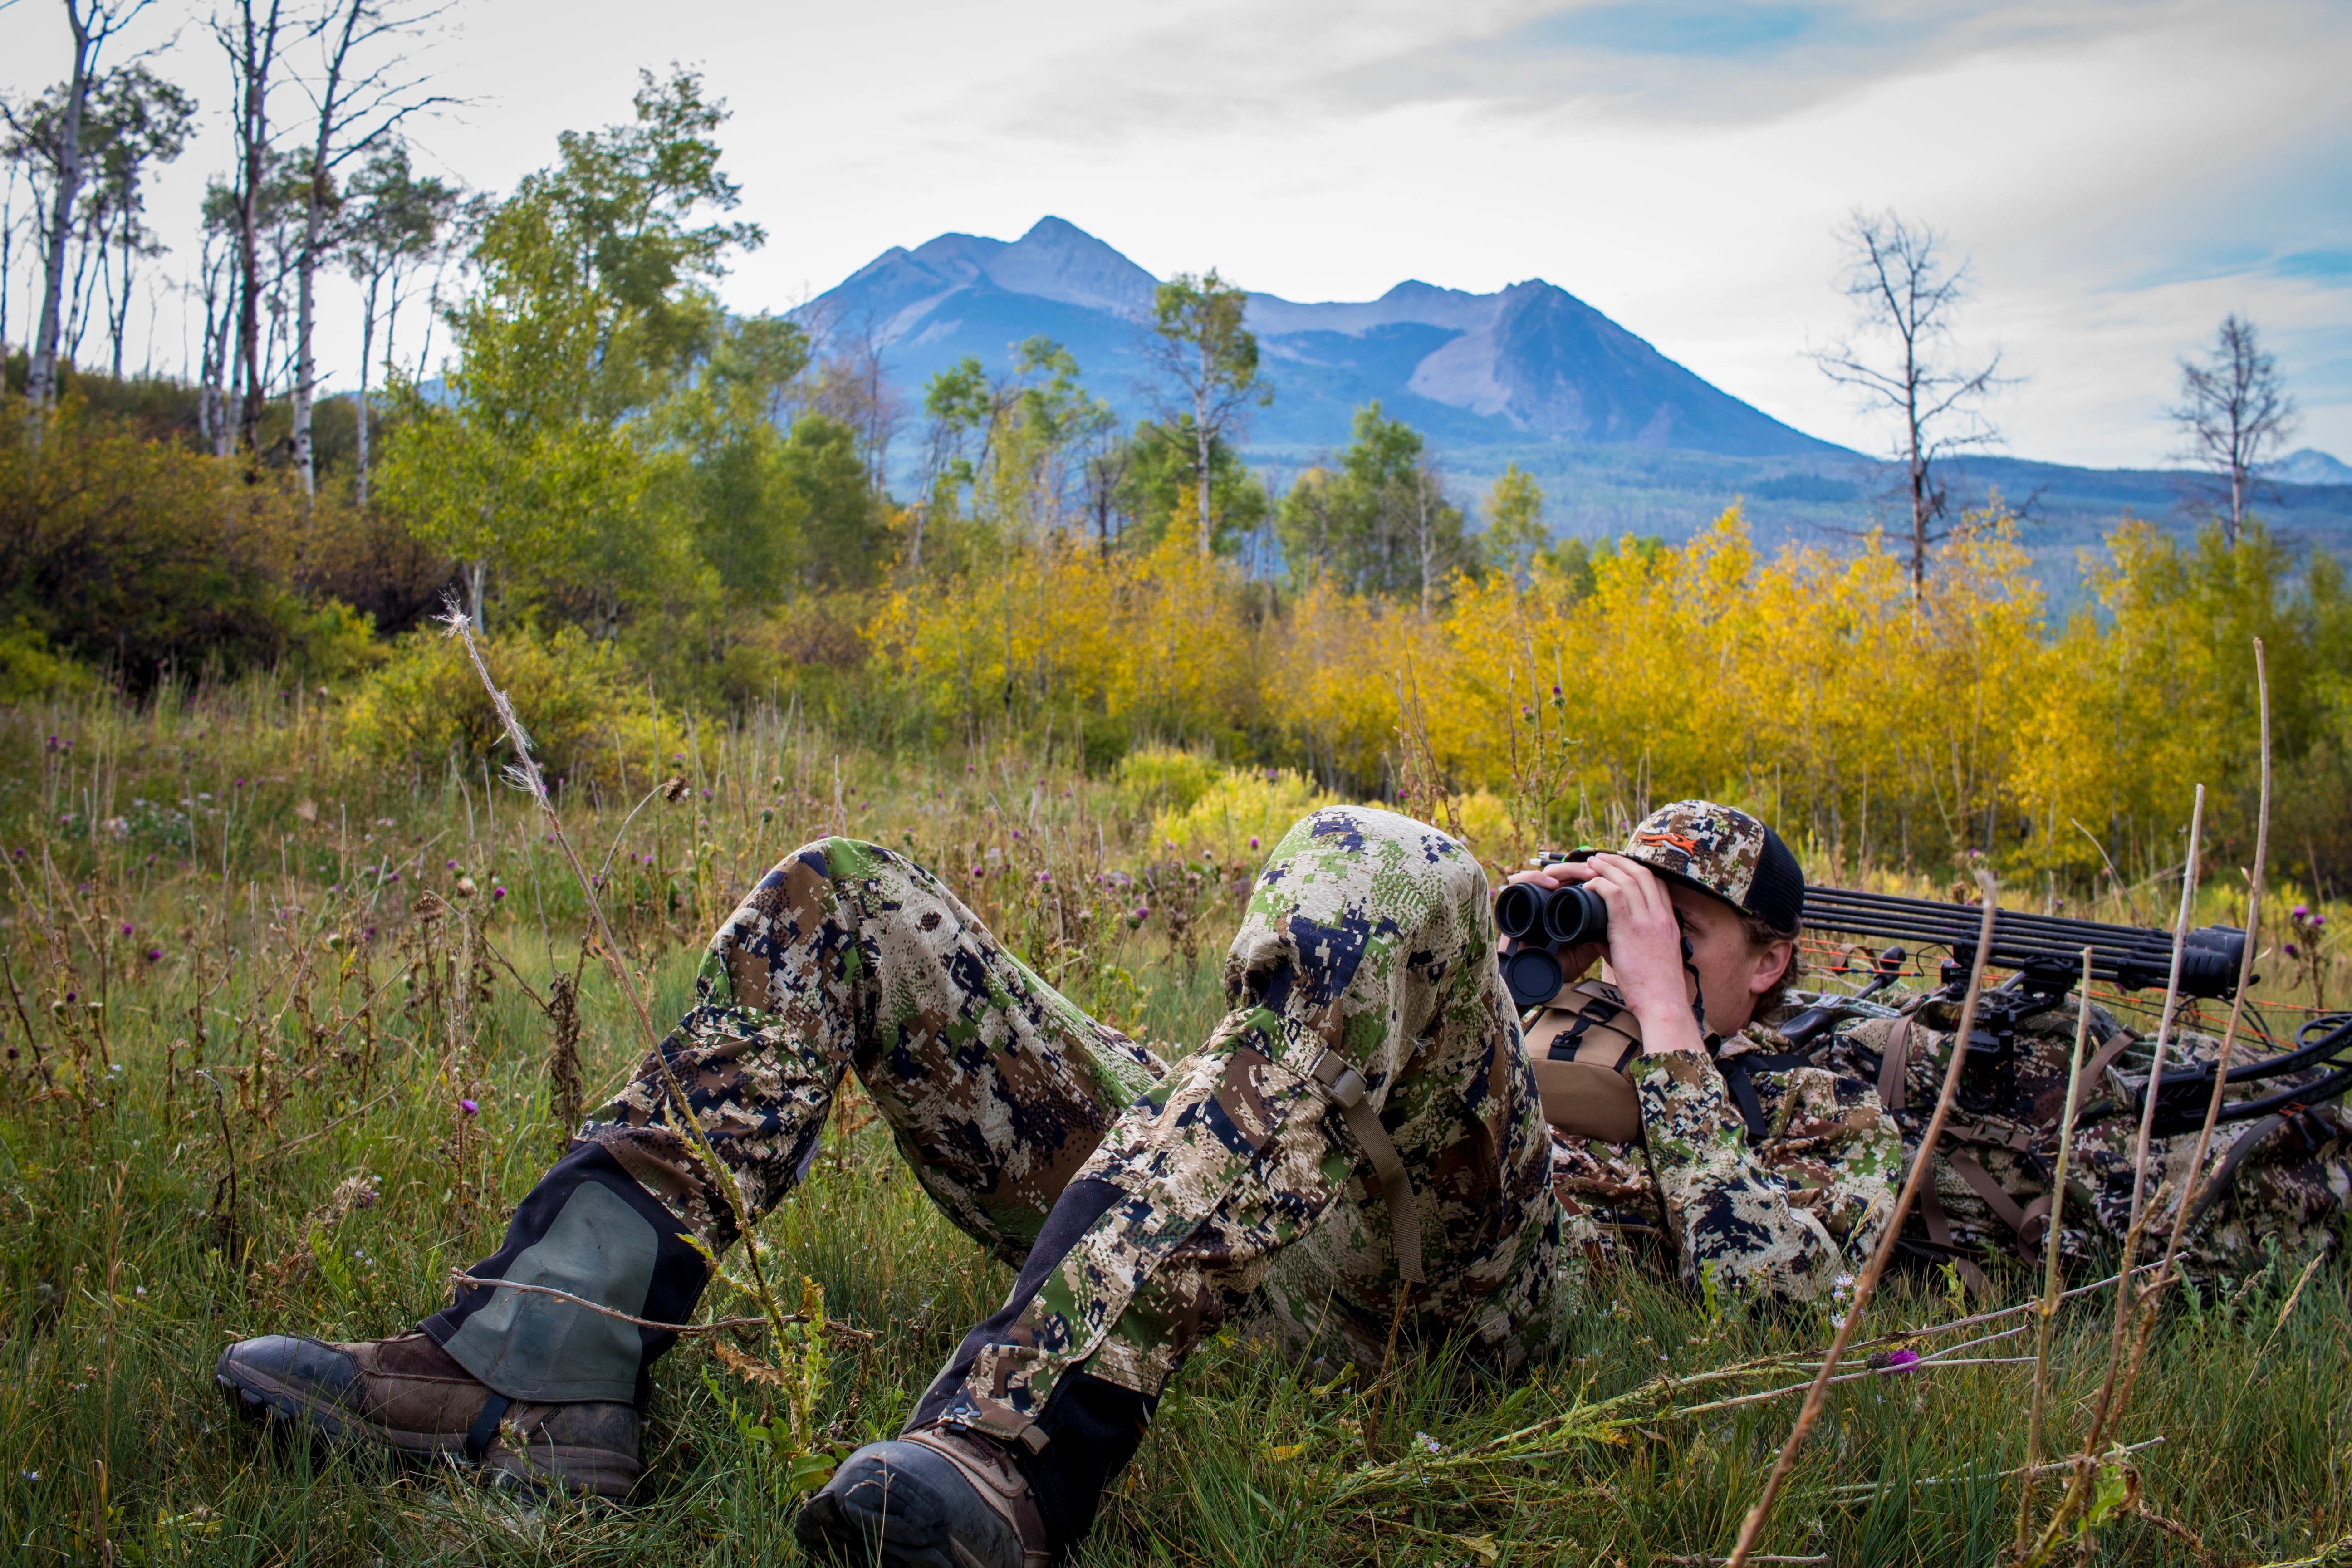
[874,508,2319,879]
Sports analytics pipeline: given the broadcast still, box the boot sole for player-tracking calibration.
[795,1485,971,1568]
[215,1354,638,1500]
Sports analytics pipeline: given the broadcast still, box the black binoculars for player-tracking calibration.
[1494,880,1611,1009]
[1494,880,1610,947]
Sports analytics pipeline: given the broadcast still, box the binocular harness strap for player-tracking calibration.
[1311,1049,1425,1286]
[1877,1015,1916,1112]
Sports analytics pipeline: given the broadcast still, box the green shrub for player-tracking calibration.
[0,621,92,701]
[285,600,389,682]
[1152,765,1342,861]
[343,625,690,789]
[0,396,369,686]
[1115,745,1224,815]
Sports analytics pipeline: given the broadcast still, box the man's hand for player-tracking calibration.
[1543,856,1705,1054]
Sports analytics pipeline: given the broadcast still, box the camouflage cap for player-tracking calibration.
[1569,800,1804,934]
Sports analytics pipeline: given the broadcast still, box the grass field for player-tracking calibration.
[0,679,2347,1567]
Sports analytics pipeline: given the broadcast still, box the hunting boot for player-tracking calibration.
[216,1144,710,1499]
[796,1370,1154,1568]
[797,1180,1155,1568]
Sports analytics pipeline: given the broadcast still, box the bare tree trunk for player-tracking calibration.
[108,228,131,380]
[25,3,99,416]
[293,0,366,500]
[292,187,321,492]
[0,171,15,356]
[354,267,379,504]
[1418,469,1434,615]
[1195,339,1213,557]
[468,557,485,633]
[224,0,287,459]
[206,273,236,458]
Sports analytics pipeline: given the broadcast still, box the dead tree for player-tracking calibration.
[2169,314,2299,546]
[1810,210,2007,599]
[288,0,451,499]
[212,0,292,459]
[16,0,155,415]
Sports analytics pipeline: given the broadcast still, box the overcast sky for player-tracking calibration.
[5,0,2347,468]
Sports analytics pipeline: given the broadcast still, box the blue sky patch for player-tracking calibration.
[1512,2,1820,59]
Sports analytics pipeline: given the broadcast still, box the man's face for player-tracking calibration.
[1651,882,1790,1037]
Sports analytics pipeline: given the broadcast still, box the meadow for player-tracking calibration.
[0,668,2345,1568]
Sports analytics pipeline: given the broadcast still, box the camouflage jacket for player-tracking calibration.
[1548,998,1904,1302]
[1551,985,2350,1293]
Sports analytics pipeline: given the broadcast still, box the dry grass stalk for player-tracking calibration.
[446,1269,778,1335]
[544,970,584,1139]
[2129,781,2206,1230]
[2014,945,2097,1557]
[437,603,796,1353]
[2021,638,2270,1567]
[1720,869,2001,1568]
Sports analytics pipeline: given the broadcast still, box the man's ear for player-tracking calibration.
[1747,938,1795,997]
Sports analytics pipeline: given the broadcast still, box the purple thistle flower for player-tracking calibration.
[459,1098,479,1117]
[1250,836,1260,850]
[2294,904,2311,921]
[145,949,162,963]
[492,886,506,901]
[120,923,133,937]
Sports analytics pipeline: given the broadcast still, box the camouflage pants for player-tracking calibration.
[586,808,1572,1441]
[578,836,1164,1269]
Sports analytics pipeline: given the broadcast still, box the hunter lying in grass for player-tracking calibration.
[214,800,2351,1568]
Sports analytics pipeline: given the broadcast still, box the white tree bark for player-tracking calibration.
[25,3,99,416]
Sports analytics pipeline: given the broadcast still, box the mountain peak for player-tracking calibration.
[801,217,1839,461]
[986,216,1157,314]
[2266,448,2352,486]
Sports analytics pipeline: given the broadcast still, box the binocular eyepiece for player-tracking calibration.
[1494,880,1610,948]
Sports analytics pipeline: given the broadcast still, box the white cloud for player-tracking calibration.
[2,0,2345,466]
